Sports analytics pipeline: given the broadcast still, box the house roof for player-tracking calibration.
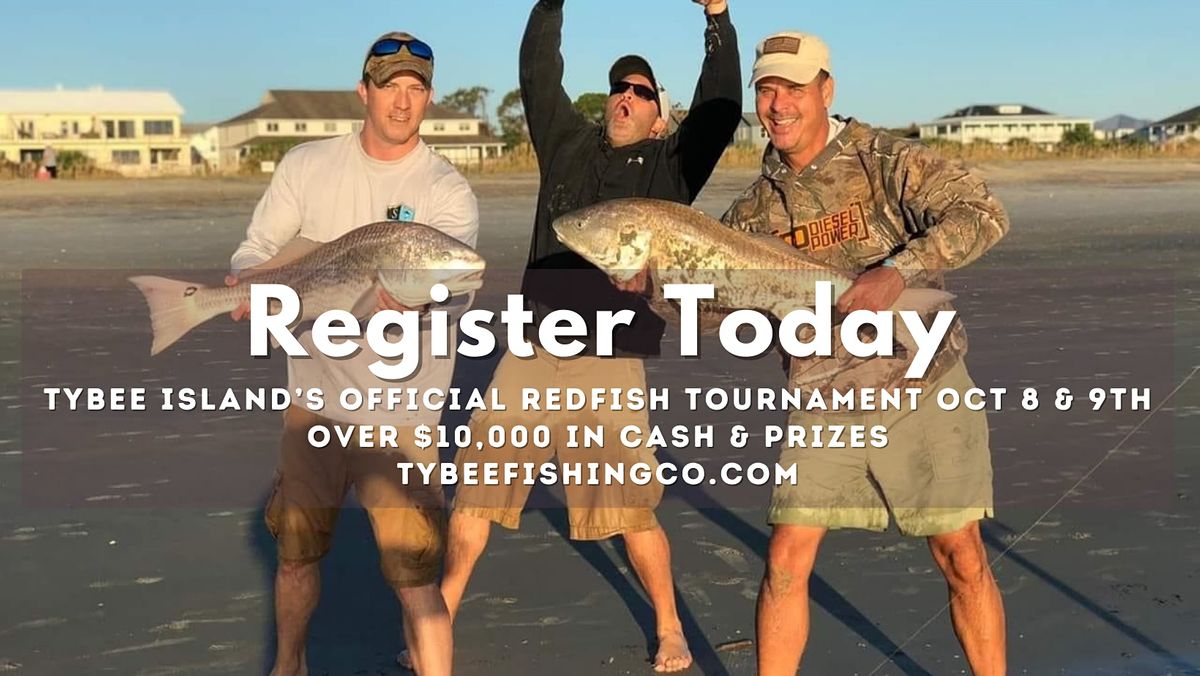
[0,88,184,115]
[937,104,1054,119]
[1094,114,1152,131]
[234,133,505,149]
[181,122,213,135]
[220,90,473,125]
[1155,105,1200,125]
[233,135,323,148]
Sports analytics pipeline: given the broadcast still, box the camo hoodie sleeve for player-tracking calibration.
[884,141,1010,283]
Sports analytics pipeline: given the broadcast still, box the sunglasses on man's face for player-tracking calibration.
[610,81,657,102]
[370,37,434,61]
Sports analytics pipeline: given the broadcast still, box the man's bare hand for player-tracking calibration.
[226,268,267,322]
[692,0,728,14]
[836,266,905,314]
[611,268,652,296]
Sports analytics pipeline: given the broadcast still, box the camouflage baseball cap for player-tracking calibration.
[751,32,830,86]
[363,32,434,87]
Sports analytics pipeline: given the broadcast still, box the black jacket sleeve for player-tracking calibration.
[519,0,589,165]
[668,8,743,201]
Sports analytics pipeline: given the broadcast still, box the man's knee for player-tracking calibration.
[763,525,825,595]
[928,521,991,589]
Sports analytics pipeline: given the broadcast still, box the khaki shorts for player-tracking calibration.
[453,349,663,541]
[768,360,994,537]
[264,406,446,588]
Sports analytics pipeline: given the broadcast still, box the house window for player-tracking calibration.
[151,148,181,164]
[112,150,141,165]
[295,122,307,132]
[459,122,471,131]
[117,120,136,138]
[324,122,338,132]
[433,123,445,132]
[72,121,79,134]
[936,125,948,135]
[143,120,174,135]
[266,122,279,132]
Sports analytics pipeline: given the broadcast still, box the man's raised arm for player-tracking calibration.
[672,0,742,201]
[519,0,589,157]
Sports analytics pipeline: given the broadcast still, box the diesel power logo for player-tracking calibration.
[779,202,870,252]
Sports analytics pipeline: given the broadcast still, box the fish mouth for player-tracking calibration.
[552,222,567,243]
[441,268,486,294]
[552,221,619,271]
[550,225,597,261]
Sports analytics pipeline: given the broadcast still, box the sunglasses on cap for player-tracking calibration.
[370,37,434,61]
[609,81,657,102]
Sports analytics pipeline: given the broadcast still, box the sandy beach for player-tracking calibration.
[1,160,1198,675]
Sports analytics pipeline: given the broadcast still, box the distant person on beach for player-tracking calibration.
[42,145,57,179]
[227,31,478,676]
[719,31,1010,675]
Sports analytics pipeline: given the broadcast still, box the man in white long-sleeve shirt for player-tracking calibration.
[228,32,478,676]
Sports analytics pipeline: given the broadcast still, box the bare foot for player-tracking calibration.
[653,630,692,672]
[268,663,308,676]
[396,649,413,671]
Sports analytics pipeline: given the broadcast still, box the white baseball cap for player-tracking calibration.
[751,32,831,86]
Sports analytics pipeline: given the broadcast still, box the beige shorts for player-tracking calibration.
[264,407,446,588]
[768,360,994,537]
[452,349,663,541]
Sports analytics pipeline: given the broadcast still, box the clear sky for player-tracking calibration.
[9,0,1198,126]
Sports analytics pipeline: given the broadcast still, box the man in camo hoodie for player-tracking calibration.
[722,32,1009,675]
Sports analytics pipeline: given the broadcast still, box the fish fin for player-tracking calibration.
[888,288,955,313]
[128,276,221,355]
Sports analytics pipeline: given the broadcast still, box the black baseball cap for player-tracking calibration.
[609,55,661,110]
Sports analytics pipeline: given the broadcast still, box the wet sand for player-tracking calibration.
[1,162,1198,675]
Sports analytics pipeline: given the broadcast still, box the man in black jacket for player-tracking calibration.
[445,1,741,671]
